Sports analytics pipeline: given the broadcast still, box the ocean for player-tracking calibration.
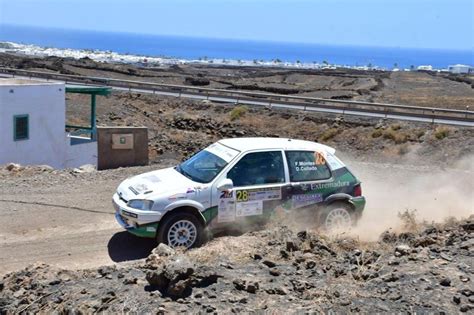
[1,24,472,69]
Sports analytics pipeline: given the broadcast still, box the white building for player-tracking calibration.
[417,65,433,71]
[0,79,108,169]
[448,64,473,74]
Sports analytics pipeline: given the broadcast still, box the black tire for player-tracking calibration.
[320,202,355,231]
[156,211,204,249]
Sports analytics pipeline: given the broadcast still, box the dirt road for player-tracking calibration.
[1,159,472,275]
[0,165,162,275]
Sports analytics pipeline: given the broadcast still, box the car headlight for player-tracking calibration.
[127,199,154,210]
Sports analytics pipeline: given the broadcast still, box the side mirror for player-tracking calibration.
[217,178,233,191]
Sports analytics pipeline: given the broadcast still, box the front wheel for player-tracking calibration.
[156,212,204,249]
[321,202,355,231]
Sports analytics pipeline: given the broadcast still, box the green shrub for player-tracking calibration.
[371,129,383,138]
[383,128,408,144]
[320,128,339,141]
[230,105,248,121]
[434,126,450,140]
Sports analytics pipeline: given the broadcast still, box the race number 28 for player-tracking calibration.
[236,190,249,202]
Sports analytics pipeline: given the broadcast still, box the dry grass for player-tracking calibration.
[229,105,248,121]
[371,129,383,138]
[168,131,186,143]
[434,126,450,140]
[383,128,408,144]
[188,234,264,264]
[390,123,401,131]
[416,130,425,138]
[397,209,420,232]
[320,128,339,141]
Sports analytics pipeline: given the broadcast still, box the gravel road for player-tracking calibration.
[1,158,472,275]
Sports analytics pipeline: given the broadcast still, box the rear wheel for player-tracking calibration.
[321,202,354,231]
[156,212,204,249]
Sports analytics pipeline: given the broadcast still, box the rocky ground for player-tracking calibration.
[1,217,473,313]
[0,52,473,313]
[66,90,474,167]
[1,52,473,109]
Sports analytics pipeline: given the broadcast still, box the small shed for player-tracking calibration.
[0,78,111,169]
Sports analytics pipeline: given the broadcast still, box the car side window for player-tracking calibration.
[227,151,285,187]
[285,150,331,182]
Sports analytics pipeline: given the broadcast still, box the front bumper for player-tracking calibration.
[113,193,162,238]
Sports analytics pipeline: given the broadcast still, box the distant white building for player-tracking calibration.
[417,65,433,71]
[0,79,110,169]
[448,64,473,74]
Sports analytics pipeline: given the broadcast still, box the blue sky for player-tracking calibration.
[0,0,473,50]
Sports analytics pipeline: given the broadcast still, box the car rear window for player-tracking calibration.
[285,150,331,182]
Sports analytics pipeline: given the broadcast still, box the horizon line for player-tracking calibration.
[2,23,473,53]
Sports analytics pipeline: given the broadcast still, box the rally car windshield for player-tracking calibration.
[176,150,228,183]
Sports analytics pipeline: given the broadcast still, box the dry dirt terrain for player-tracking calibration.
[1,52,473,109]
[0,159,473,313]
[0,53,473,313]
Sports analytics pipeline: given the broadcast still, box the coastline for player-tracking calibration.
[0,40,461,73]
[0,41,367,71]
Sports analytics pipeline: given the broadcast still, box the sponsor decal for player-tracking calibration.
[168,193,186,201]
[205,143,239,162]
[187,186,204,195]
[146,226,157,232]
[143,175,161,183]
[130,183,152,195]
[218,187,280,222]
[292,193,323,209]
[314,151,326,165]
[311,181,350,190]
[292,151,328,172]
[236,200,263,217]
[122,210,138,218]
[218,197,236,223]
[220,190,234,199]
[235,187,281,202]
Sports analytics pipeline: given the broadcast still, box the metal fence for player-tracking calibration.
[1,67,472,125]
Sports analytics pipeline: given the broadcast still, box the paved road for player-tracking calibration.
[2,74,473,127]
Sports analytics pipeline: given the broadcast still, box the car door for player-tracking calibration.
[284,150,333,210]
[211,150,289,228]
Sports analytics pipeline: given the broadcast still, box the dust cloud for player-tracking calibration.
[348,154,474,241]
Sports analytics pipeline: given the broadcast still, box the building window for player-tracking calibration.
[14,115,29,141]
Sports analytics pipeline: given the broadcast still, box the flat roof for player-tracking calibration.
[66,85,111,95]
[0,78,63,86]
[218,137,335,154]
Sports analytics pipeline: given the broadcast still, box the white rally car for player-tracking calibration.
[113,138,366,248]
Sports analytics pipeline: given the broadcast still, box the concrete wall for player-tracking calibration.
[0,79,99,169]
[65,137,98,168]
[0,80,67,168]
[97,127,148,170]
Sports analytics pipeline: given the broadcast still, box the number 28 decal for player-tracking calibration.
[236,190,249,202]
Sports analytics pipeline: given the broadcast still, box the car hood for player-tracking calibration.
[117,167,197,201]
